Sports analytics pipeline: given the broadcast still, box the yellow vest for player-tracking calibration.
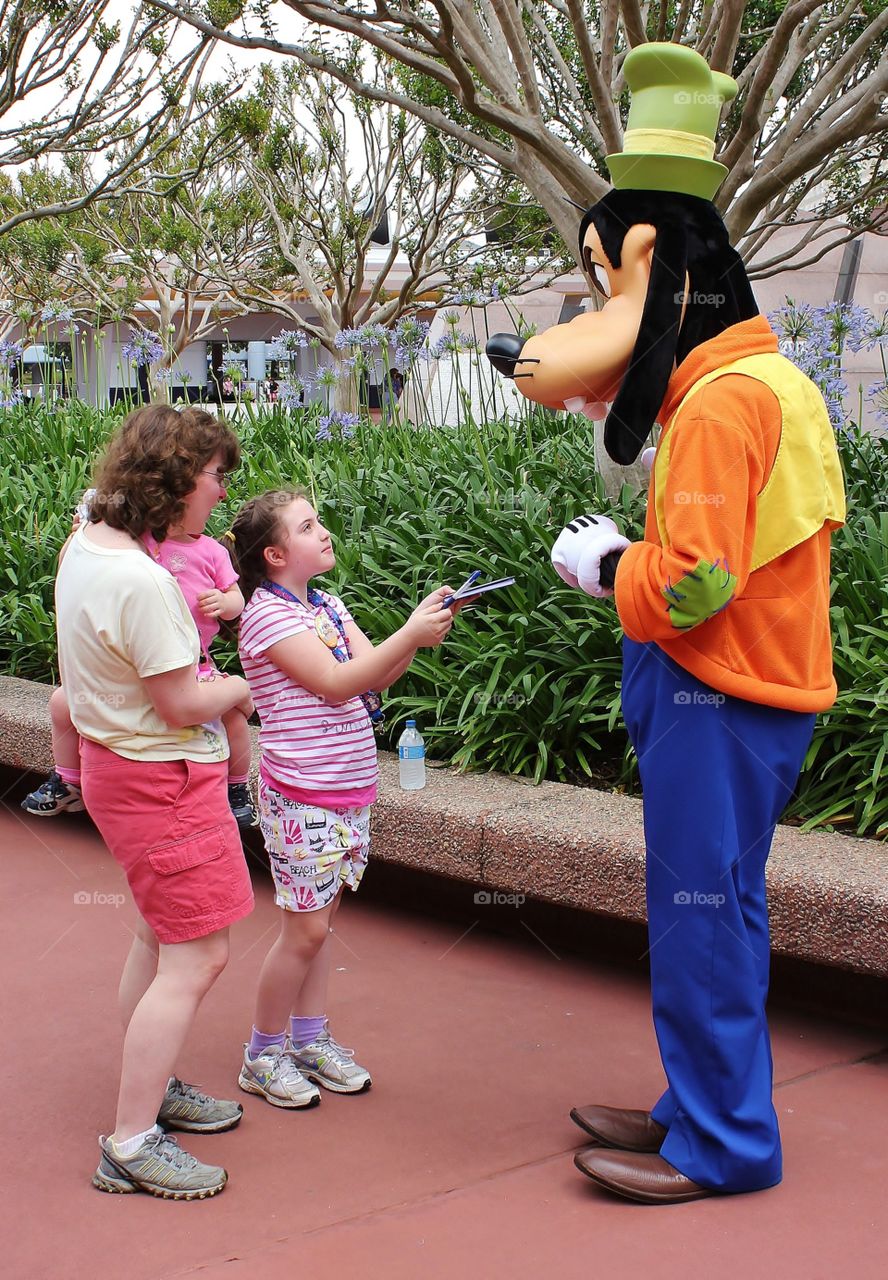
[654,352,846,572]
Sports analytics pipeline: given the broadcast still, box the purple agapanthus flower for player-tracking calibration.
[40,300,77,330]
[449,288,490,307]
[333,328,365,350]
[769,301,874,431]
[392,315,431,368]
[121,330,164,367]
[316,410,360,442]
[267,329,308,361]
[0,338,24,369]
[866,379,888,430]
[279,377,308,408]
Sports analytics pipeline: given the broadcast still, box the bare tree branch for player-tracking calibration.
[146,1,888,274]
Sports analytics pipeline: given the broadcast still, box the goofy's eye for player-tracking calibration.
[583,249,611,299]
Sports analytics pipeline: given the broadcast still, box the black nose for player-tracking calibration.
[485,332,525,378]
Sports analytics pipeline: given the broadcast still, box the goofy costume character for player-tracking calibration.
[487,43,845,1205]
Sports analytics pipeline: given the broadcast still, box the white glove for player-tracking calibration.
[551,514,631,598]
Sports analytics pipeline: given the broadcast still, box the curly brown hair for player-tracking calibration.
[229,489,308,601]
[89,404,240,541]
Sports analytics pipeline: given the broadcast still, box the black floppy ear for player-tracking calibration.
[604,221,688,466]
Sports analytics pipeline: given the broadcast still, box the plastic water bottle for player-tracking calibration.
[398,720,426,790]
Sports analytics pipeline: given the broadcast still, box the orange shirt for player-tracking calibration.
[614,317,838,712]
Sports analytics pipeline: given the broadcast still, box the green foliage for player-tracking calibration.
[1,403,885,839]
[204,1,246,27]
[797,427,888,838]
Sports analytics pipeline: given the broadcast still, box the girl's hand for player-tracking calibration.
[405,593,455,647]
[198,589,226,619]
[417,584,472,615]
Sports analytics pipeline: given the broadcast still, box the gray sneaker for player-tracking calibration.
[157,1077,243,1134]
[93,1129,227,1199]
[289,1028,372,1094]
[238,1043,321,1109]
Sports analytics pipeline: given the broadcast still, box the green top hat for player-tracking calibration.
[606,43,738,201]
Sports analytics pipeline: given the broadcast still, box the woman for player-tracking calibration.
[56,404,255,1200]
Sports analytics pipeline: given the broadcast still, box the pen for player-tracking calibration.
[443,569,482,609]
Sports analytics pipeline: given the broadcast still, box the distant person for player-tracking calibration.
[381,367,403,420]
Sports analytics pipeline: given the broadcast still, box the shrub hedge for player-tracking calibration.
[1,401,885,838]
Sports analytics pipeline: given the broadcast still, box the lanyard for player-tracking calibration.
[260,580,384,728]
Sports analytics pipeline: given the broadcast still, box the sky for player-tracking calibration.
[1,2,298,139]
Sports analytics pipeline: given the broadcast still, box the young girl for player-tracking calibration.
[230,489,456,1106]
[23,482,256,827]
[56,404,255,1199]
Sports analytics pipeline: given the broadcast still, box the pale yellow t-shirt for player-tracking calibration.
[55,525,229,762]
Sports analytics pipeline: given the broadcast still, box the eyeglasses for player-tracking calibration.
[200,469,234,485]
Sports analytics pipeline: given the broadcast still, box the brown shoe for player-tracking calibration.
[574,1148,714,1205]
[569,1104,667,1152]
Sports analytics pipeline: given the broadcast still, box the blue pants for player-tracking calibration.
[620,639,815,1192]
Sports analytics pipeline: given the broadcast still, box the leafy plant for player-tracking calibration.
[1,401,885,838]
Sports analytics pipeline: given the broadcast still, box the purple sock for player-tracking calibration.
[290,1015,326,1049]
[248,1027,286,1058]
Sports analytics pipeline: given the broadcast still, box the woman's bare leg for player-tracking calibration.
[113,929,229,1141]
[118,916,160,1030]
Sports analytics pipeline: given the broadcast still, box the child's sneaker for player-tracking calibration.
[93,1130,227,1199]
[228,782,257,829]
[21,771,85,817]
[237,1043,321,1109]
[289,1027,372,1094]
[157,1077,243,1133]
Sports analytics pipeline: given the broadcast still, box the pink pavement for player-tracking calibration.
[2,793,887,1280]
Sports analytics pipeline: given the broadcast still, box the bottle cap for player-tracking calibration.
[406,719,416,727]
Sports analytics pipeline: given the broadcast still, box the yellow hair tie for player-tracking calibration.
[220,529,236,544]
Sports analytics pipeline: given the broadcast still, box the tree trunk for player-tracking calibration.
[331,350,359,414]
[594,421,649,503]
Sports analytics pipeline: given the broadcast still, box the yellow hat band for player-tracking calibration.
[623,127,715,162]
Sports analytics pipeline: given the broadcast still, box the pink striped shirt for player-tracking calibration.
[239,587,378,801]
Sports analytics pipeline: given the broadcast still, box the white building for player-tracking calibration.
[7,224,887,429]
